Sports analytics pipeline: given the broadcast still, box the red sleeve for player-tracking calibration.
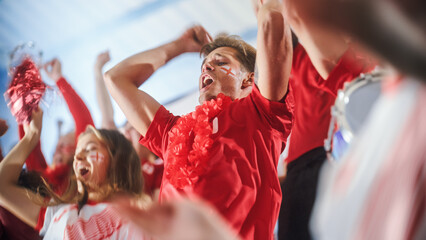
[56,77,94,142]
[139,106,179,161]
[35,207,46,232]
[19,125,47,171]
[248,84,294,142]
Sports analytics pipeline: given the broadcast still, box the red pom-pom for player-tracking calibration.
[5,57,46,124]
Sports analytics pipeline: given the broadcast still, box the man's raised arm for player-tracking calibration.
[254,0,292,102]
[104,26,211,136]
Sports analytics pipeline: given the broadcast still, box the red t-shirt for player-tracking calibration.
[140,85,294,240]
[286,44,376,163]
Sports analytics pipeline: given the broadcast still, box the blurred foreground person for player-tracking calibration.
[285,0,426,239]
[312,76,426,240]
[269,0,377,238]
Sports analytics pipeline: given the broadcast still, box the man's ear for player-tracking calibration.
[241,72,255,89]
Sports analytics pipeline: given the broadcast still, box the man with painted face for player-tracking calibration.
[105,1,294,239]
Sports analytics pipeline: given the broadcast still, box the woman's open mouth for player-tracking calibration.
[79,167,89,177]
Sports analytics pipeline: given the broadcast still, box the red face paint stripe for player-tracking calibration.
[220,67,236,77]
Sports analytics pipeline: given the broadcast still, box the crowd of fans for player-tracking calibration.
[0,0,424,239]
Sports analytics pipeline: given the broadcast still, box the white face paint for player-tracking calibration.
[88,151,105,163]
[219,66,237,79]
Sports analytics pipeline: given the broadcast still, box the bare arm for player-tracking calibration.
[94,51,117,130]
[0,110,43,228]
[283,0,349,79]
[289,0,426,81]
[105,26,211,136]
[255,0,292,101]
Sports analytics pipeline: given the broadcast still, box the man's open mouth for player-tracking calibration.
[201,74,214,89]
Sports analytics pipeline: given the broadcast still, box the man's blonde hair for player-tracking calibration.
[201,34,256,73]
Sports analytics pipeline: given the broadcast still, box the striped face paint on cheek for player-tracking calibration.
[220,66,237,79]
[87,151,108,185]
[88,152,105,163]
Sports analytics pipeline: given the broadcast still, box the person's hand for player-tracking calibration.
[252,0,281,17]
[177,25,212,53]
[255,0,285,19]
[251,0,263,16]
[0,118,8,137]
[114,197,239,240]
[95,51,111,70]
[23,108,43,140]
[43,58,63,82]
